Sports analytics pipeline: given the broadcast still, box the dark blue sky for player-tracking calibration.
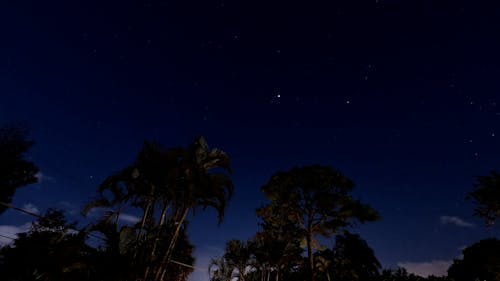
[1,0,500,279]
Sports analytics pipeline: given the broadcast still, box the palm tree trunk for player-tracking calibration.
[155,207,190,281]
[238,265,246,281]
[138,185,156,242]
[158,202,169,226]
[143,202,169,281]
[137,201,152,242]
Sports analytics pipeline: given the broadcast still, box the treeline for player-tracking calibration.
[0,126,498,281]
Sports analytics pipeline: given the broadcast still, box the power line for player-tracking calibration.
[0,202,42,218]
[0,232,16,240]
[0,201,199,270]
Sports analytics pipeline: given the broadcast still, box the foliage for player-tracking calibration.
[447,238,500,281]
[223,239,252,281]
[467,170,500,227]
[260,165,379,281]
[83,136,232,281]
[209,255,236,281]
[374,268,450,281]
[254,203,304,281]
[0,209,94,281]
[314,231,381,281]
[0,126,39,214]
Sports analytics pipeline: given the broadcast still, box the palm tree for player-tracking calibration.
[223,239,253,281]
[83,137,233,281]
[209,256,235,281]
[154,136,233,281]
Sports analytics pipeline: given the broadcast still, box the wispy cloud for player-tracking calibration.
[119,213,140,224]
[0,223,31,246]
[398,260,452,277]
[58,201,78,215]
[22,203,39,215]
[440,216,475,228]
[35,171,54,183]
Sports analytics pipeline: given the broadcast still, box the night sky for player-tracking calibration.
[1,0,500,280]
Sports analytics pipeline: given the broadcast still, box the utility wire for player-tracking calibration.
[0,202,42,218]
[0,201,200,270]
[0,232,16,240]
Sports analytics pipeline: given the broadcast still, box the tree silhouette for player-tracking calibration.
[0,126,38,214]
[447,238,500,281]
[260,165,379,281]
[467,170,500,227]
[83,136,232,281]
[330,231,380,281]
[0,209,93,281]
[223,239,253,281]
[209,256,235,281]
[254,203,303,281]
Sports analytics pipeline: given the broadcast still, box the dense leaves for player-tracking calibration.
[447,238,500,281]
[323,231,381,281]
[260,165,379,281]
[0,209,94,281]
[83,136,232,281]
[0,126,38,214]
[467,170,500,227]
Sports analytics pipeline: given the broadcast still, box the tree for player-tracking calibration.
[447,238,500,281]
[330,231,381,281]
[0,126,38,214]
[261,165,379,281]
[467,170,500,227]
[209,256,236,281]
[223,239,253,281]
[0,209,94,281]
[83,136,233,281]
[254,203,304,281]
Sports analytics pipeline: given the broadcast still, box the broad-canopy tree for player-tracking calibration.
[0,209,93,281]
[83,136,233,281]
[467,170,500,227]
[261,165,379,281]
[329,231,380,281]
[0,126,38,214]
[447,238,500,281]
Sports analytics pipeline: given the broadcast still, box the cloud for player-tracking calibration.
[35,171,53,183]
[119,213,140,224]
[58,201,78,215]
[22,203,39,215]
[0,223,31,246]
[439,216,475,228]
[398,260,452,277]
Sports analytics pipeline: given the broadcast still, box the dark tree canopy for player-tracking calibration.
[261,165,379,281]
[447,238,500,281]
[331,231,381,281]
[83,136,231,281]
[0,126,39,214]
[0,209,93,281]
[467,170,500,227]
